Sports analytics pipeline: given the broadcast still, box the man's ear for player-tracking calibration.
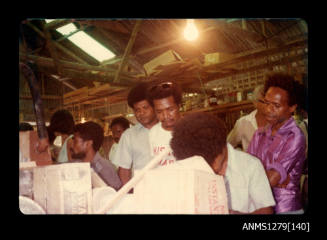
[210,146,227,175]
[85,139,93,150]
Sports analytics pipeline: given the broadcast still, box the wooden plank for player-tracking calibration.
[203,39,307,72]
[88,84,111,96]
[63,87,89,105]
[64,87,89,98]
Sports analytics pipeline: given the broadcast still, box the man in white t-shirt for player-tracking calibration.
[227,85,267,151]
[112,82,158,186]
[170,112,275,214]
[146,81,183,167]
[108,116,130,169]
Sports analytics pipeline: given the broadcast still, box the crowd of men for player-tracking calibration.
[20,71,308,214]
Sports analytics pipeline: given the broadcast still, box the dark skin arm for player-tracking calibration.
[36,138,49,153]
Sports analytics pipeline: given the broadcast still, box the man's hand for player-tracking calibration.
[36,138,49,153]
[266,169,290,188]
[276,174,290,188]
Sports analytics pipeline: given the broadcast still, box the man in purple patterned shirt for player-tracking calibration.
[247,72,306,214]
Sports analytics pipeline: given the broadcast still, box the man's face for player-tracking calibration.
[133,100,157,128]
[111,124,126,143]
[210,146,228,176]
[263,87,297,128]
[71,132,88,160]
[254,96,266,116]
[153,95,181,131]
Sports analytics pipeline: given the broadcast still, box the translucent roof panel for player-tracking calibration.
[46,21,116,62]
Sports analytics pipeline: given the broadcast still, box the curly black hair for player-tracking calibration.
[264,72,303,107]
[109,116,130,130]
[74,121,104,152]
[146,80,182,107]
[170,112,227,165]
[127,82,150,109]
[49,109,75,135]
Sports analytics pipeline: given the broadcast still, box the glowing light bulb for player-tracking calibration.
[184,19,199,41]
[81,117,86,123]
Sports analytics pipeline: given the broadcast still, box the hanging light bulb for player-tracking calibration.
[184,19,199,41]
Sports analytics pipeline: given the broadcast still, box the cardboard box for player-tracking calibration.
[143,50,183,75]
[204,52,235,66]
[132,168,229,214]
[33,163,93,214]
[19,131,52,166]
[92,186,137,214]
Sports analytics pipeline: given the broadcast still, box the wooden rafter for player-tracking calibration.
[43,25,63,75]
[25,21,88,64]
[114,20,142,83]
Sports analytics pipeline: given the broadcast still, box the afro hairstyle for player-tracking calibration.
[49,109,75,135]
[109,116,130,130]
[127,82,151,109]
[170,112,227,165]
[264,72,303,107]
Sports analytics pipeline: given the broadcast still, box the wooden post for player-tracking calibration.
[114,20,142,83]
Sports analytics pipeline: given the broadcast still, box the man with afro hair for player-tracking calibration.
[48,109,75,163]
[170,112,275,214]
[248,72,306,214]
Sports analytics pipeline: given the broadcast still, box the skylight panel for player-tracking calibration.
[56,23,78,35]
[47,21,115,62]
[68,31,116,62]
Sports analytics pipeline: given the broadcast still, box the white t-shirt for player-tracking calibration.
[227,110,258,151]
[167,143,275,213]
[112,123,152,170]
[108,143,118,168]
[149,122,176,167]
[57,134,73,163]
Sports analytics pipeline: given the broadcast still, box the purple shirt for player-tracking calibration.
[247,117,306,213]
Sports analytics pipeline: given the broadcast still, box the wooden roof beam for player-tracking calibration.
[25,21,88,64]
[135,20,265,56]
[114,20,142,83]
[44,19,72,30]
[43,23,64,75]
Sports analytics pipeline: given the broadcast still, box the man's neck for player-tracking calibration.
[271,116,292,136]
[143,119,159,129]
[255,111,266,128]
[82,150,96,163]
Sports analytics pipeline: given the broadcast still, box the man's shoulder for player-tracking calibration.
[149,122,162,135]
[228,144,262,170]
[238,110,257,122]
